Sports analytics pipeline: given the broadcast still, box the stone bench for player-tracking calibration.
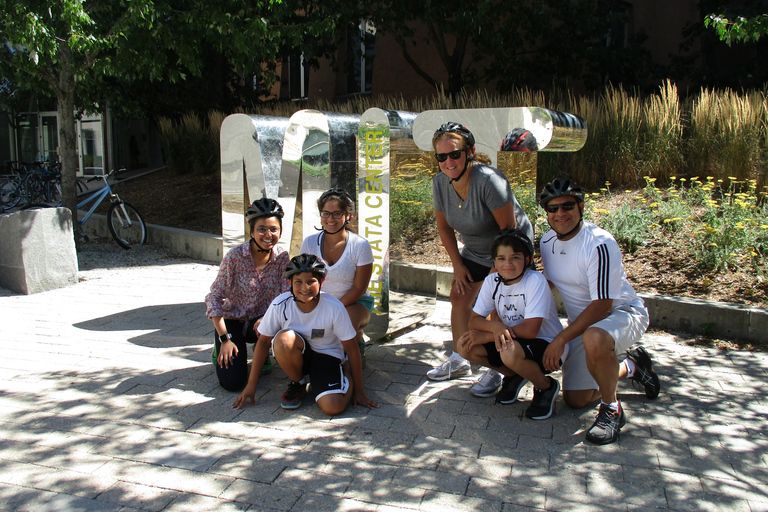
[0,208,78,294]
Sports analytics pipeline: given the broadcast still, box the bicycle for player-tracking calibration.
[75,168,147,249]
[1,161,86,210]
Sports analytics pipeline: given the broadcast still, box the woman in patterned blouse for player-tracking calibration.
[205,198,290,391]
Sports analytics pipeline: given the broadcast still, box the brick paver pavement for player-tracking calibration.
[1,254,767,511]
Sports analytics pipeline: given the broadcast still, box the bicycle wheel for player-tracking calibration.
[107,202,147,249]
[0,178,21,208]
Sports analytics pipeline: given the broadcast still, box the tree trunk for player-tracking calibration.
[55,42,79,244]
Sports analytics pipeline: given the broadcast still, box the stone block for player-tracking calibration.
[0,208,78,294]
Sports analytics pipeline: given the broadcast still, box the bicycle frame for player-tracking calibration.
[77,176,120,227]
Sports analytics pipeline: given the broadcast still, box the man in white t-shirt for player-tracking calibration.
[232,254,379,415]
[539,179,660,445]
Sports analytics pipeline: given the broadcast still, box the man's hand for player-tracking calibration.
[543,337,566,372]
[232,384,256,409]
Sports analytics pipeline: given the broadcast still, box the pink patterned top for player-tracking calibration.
[205,242,290,322]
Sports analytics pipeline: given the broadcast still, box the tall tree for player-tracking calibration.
[0,0,334,233]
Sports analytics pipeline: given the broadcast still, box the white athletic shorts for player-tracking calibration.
[561,304,650,391]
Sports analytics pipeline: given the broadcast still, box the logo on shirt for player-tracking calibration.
[311,328,325,339]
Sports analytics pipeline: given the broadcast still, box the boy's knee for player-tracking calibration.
[317,395,347,416]
[273,330,301,354]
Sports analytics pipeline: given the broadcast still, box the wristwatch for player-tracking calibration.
[219,332,232,343]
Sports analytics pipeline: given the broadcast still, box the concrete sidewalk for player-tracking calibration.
[1,251,767,511]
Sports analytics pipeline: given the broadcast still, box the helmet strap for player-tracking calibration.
[316,222,347,235]
[250,237,272,253]
[449,158,471,183]
[555,218,583,240]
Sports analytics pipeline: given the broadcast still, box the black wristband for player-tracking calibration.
[219,332,232,343]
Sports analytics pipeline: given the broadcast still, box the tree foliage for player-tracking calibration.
[0,0,339,229]
[706,13,768,45]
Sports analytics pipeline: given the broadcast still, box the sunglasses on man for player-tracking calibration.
[545,201,578,213]
[434,150,465,163]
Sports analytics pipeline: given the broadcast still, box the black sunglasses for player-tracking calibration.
[545,201,578,213]
[434,150,464,163]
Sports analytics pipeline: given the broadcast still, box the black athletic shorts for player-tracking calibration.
[483,337,551,374]
[461,256,492,283]
[298,334,349,399]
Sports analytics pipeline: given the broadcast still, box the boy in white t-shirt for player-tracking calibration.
[457,229,564,420]
[232,254,379,415]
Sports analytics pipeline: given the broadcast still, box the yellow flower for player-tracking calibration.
[679,178,687,182]
[670,176,677,180]
[649,202,659,208]
[709,243,718,247]
[728,176,737,181]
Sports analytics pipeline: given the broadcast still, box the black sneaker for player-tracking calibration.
[281,381,306,409]
[495,374,527,404]
[525,376,561,420]
[626,346,660,399]
[585,402,626,445]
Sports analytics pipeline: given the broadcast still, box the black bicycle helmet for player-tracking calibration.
[538,179,585,208]
[500,128,537,152]
[432,122,475,148]
[284,253,328,280]
[491,229,535,265]
[246,197,284,222]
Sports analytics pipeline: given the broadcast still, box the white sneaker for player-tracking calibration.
[427,358,472,381]
[470,368,503,397]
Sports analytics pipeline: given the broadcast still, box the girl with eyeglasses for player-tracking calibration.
[300,189,374,364]
[205,198,290,391]
[427,122,533,394]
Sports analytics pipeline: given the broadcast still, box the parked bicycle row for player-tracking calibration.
[0,160,90,210]
[1,163,146,250]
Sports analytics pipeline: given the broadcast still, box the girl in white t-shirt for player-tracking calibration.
[300,189,374,361]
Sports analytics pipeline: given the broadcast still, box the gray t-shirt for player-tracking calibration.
[433,164,533,267]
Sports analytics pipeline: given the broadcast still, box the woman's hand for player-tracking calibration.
[451,262,474,295]
[232,384,256,409]
[354,391,380,410]
[217,340,238,368]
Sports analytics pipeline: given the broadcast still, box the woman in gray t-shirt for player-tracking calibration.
[426,122,532,390]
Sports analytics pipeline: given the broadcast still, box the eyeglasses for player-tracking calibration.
[434,150,464,163]
[255,226,280,235]
[320,211,345,219]
[545,201,578,213]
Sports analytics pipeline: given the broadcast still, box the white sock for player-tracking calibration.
[602,400,620,412]
[450,352,466,363]
[622,358,636,378]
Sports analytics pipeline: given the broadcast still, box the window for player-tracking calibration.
[346,19,376,95]
[289,53,310,100]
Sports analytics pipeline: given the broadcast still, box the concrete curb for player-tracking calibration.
[84,219,766,344]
